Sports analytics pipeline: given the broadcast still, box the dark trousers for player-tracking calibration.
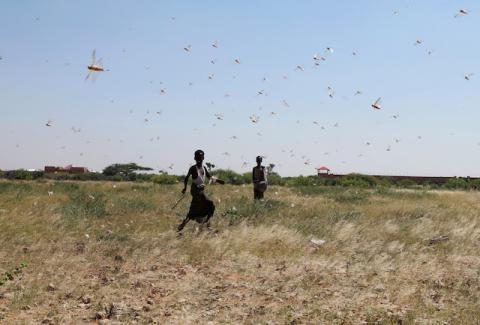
[254,189,264,200]
[177,188,215,231]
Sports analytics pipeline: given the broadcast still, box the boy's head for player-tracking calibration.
[194,149,204,162]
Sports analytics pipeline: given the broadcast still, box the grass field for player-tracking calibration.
[0,180,479,324]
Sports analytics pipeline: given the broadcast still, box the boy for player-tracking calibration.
[177,150,218,231]
[252,156,267,200]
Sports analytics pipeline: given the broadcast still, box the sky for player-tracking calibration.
[1,0,480,177]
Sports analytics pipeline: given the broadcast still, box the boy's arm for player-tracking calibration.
[182,168,191,194]
[206,168,225,184]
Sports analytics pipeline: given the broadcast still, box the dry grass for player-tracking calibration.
[1,180,480,324]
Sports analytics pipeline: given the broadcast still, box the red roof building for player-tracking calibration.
[316,166,331,175]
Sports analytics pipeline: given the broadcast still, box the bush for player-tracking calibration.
[285,175,318,186]
[213,169,246,185]
[396,179,417,188]
[242,172,253,184]
[111,175,123,182]
[445,178,468,189]
[320,177,340,186]
[69,172,104,181]
[267,172,286,186]
[339,174,378,188]
[376,178,393,187]
[152,173,178,185]
[135,173,155,182]
[3,170,43,180]
[0,262,27,287]
[469,179,480,190]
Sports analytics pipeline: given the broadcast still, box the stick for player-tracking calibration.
[171,194,186,210]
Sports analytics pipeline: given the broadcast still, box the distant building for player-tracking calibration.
[44,165,89,174]
[316,166,331,175]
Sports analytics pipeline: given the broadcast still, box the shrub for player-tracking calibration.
[0,262,27,287]
[469,179,480,190]
[445,178,468,189]
[43,173,63,181]
[286,175,318,186]
[376,178,393,187]
[152,173,178,185]
[111,175,123,182]
[242,172,253,184]
[16,170,33,180]
[339,174,378,188]
[267,172,286,186]
[135,173,155,182]
[396,179,417,188]
[213,169,246,185]
[222,206,241,225]
[68,172,104,181]
[3,170,43,180]
[321,177,340,186]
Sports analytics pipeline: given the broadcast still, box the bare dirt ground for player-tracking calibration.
[1,181,479,324]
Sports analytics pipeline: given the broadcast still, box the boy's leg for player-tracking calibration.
[177,216,190,232]
[204,202,216,229]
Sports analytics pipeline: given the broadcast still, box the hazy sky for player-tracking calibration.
[1,1,480,176]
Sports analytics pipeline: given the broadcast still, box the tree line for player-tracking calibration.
[1,164,480,190]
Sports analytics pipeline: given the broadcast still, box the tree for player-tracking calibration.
[205,162,216,171]
[102,163,153,179]
[267,163,275,174]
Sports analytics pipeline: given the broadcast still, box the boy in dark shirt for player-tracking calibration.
[252,156,267,200]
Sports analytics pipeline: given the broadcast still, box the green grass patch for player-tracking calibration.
[60,190,108,218]
[221,198,288,225]
[295,186,371,203]
[112,196,155,214]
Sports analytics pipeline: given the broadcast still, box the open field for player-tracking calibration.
[1,181,480,324]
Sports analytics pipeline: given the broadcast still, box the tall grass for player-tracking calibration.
[1,181,480,324]
[60,189,108,218]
